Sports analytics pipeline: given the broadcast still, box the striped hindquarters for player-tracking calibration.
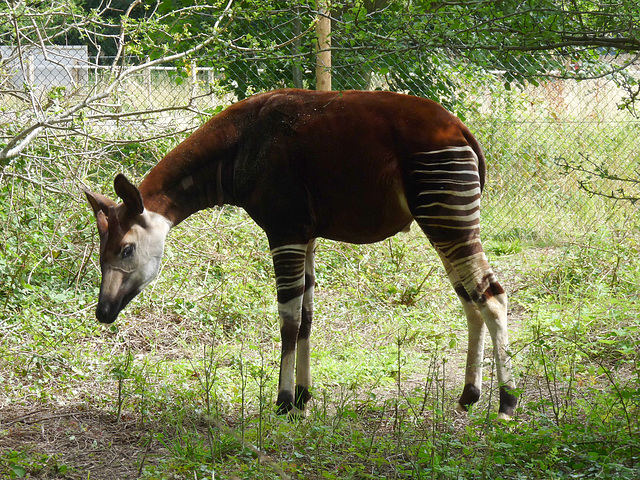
[408,145,484,262]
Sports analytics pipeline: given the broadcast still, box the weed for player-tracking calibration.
[2,78,640,479]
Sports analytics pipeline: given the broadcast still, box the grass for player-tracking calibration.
[1,77,640,479]
[1,198,639,479]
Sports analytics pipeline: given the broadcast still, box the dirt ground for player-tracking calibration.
[1,403,167,480]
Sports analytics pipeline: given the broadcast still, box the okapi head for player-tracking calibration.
[83,174,171,323]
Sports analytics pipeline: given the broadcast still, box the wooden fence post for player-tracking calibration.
[316,0,331,91]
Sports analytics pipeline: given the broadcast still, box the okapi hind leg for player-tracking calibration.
[408,144,517,418]
[478,280,518,420]
[439,248,517,419]
[437,252,488,413]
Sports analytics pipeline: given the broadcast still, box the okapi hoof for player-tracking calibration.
[275,402,306,420]
[497,412,513,421]
[276,391,295,416]
[294,385,312,411]
[276,387,312,418]
[498,386,517,420]
[456,383,481,414]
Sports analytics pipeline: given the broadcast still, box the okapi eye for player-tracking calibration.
[122,244,135,258]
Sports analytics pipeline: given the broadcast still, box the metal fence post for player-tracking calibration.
[190,60,198,100]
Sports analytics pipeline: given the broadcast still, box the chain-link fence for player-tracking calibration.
[468,74,640,242]
[2,11,639,243]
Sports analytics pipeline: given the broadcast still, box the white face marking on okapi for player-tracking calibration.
[84,89,517,420]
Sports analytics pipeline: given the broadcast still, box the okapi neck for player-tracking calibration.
[138,157,234,226]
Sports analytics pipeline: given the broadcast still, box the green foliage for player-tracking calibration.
[3,170,639,477]
[2,89,640,479]
[2,3,640,476]
[0,450,69,479]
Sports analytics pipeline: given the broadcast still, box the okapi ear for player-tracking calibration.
[96,209,109,237]
[114,174,144,216]
[83,187,116,237]
[83,187,117,217]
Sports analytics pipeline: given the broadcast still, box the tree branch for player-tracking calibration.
[0,0,236,164]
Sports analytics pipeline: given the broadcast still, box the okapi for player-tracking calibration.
[84,89,517,419]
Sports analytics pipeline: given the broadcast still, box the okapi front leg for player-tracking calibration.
[294,240,316,411]
[271,244,308,415]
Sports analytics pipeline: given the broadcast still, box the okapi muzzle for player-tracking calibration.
[83,89,518,420]
[95,264,150,324]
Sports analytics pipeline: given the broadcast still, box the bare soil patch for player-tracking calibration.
[1,403,167,480]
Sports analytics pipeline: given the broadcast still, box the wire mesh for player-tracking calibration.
[2,10,639,244]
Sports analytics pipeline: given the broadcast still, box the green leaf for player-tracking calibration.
[10,465,26,478]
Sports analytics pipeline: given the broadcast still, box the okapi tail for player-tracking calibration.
[462,126,486,193]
